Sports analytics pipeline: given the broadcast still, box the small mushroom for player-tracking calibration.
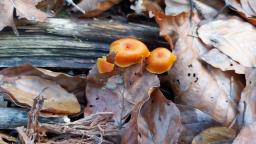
[146,48,176,74]
[97,56,114,73]
[110,38,150,67]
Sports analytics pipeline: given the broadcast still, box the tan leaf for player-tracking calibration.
[0,64,84,116]
[15,0,48,21]
[138,89,182,144]
[198,18,256,67]
[166,16,237,126]
[226,0,256,25]
[0,133,17,144]
[165,0,190,15]
[121,89,182,144]
[85,62,160,123]
[237,68,256,125]
[0,0,48,32]
[0,76,80,115]
[177,105,219,143]
[233,121,256,144]
[0,0,15,31]
[201,48,246,74]
[192,127,236,144]
[74,0,121,17]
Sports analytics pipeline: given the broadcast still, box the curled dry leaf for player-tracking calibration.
[163,15,237,125]
[0,0,48,31]
[137,89,182,144]
[226,0,256,25]
[237,68,256,125]
[121,89,182,144]
[85,62,160,123]
[192,127,236,144]
[177,105,219,143]
[0,133,17,144]
[0,0,15,31]
[0,64,84,116]
[201,48,246,74]
[233,121,256,144]
[73,0,121,17]
[198,18,256,67]
[145,2,238,125]
[164,0,190,16]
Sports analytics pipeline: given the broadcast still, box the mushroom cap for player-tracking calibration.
[146,48,176,74]
[97,56,114,73]
[110,38,150,67]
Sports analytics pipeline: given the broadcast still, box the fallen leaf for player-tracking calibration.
[201,48,246,74]
[177,105,219,143]
[121,89,182,144]
[233,121,256,144]
[192,127,236,144]
[208,68,244,105]
[237,68,256,125]
[0,0,48,31]
[85,62,160,123]
[198,18,256,67]
[226,0,256,25]
[0,64,86,104]
[0,64,85,116]
[167,16,237,125]
[165,0,190,16]
[15,0,48,21]
[0,76,80,115]
[145,3,238,125]
[121,102,142,144]
[0,133,17,144]
[74,0,121,17]
[137,89,182,144]
[0,0,15,31]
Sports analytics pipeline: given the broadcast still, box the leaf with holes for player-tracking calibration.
[85,62,160,124]
[121,89,182,144]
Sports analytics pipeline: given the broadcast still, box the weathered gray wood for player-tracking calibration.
[0,18,167,69]
[0,108,65,129]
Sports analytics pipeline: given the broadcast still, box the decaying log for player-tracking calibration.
[0,18,167,69]
[0,108,65,129]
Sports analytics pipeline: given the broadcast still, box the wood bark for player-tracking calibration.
[0,108,65,129]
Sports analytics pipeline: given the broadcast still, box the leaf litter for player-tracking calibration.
[0,0,256,143]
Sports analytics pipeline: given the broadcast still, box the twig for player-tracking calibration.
[65,0,85,14]
[26,87,48,144]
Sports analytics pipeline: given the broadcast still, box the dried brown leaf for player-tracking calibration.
[237,68,256,125]
[201,48,246,74]
[0,0,48,31]
[121,89,182,144]
[226,0,256,25]
[233,121,256,144]
[85,63,160,123]
[198,18,256,67]
[192,127,236,144]
[0,133,17,144]
[0,0,15,31]
[167,17,237,126]
[74,0,121,17]
[0,64,84,116]
[177,105,219,143]
[137,89,182,144]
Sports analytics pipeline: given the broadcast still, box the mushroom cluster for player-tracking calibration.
[96,38,176,74]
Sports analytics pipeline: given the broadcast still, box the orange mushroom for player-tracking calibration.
[146,48,176,74]
[96,56,114,73]
[110,38,150,67]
